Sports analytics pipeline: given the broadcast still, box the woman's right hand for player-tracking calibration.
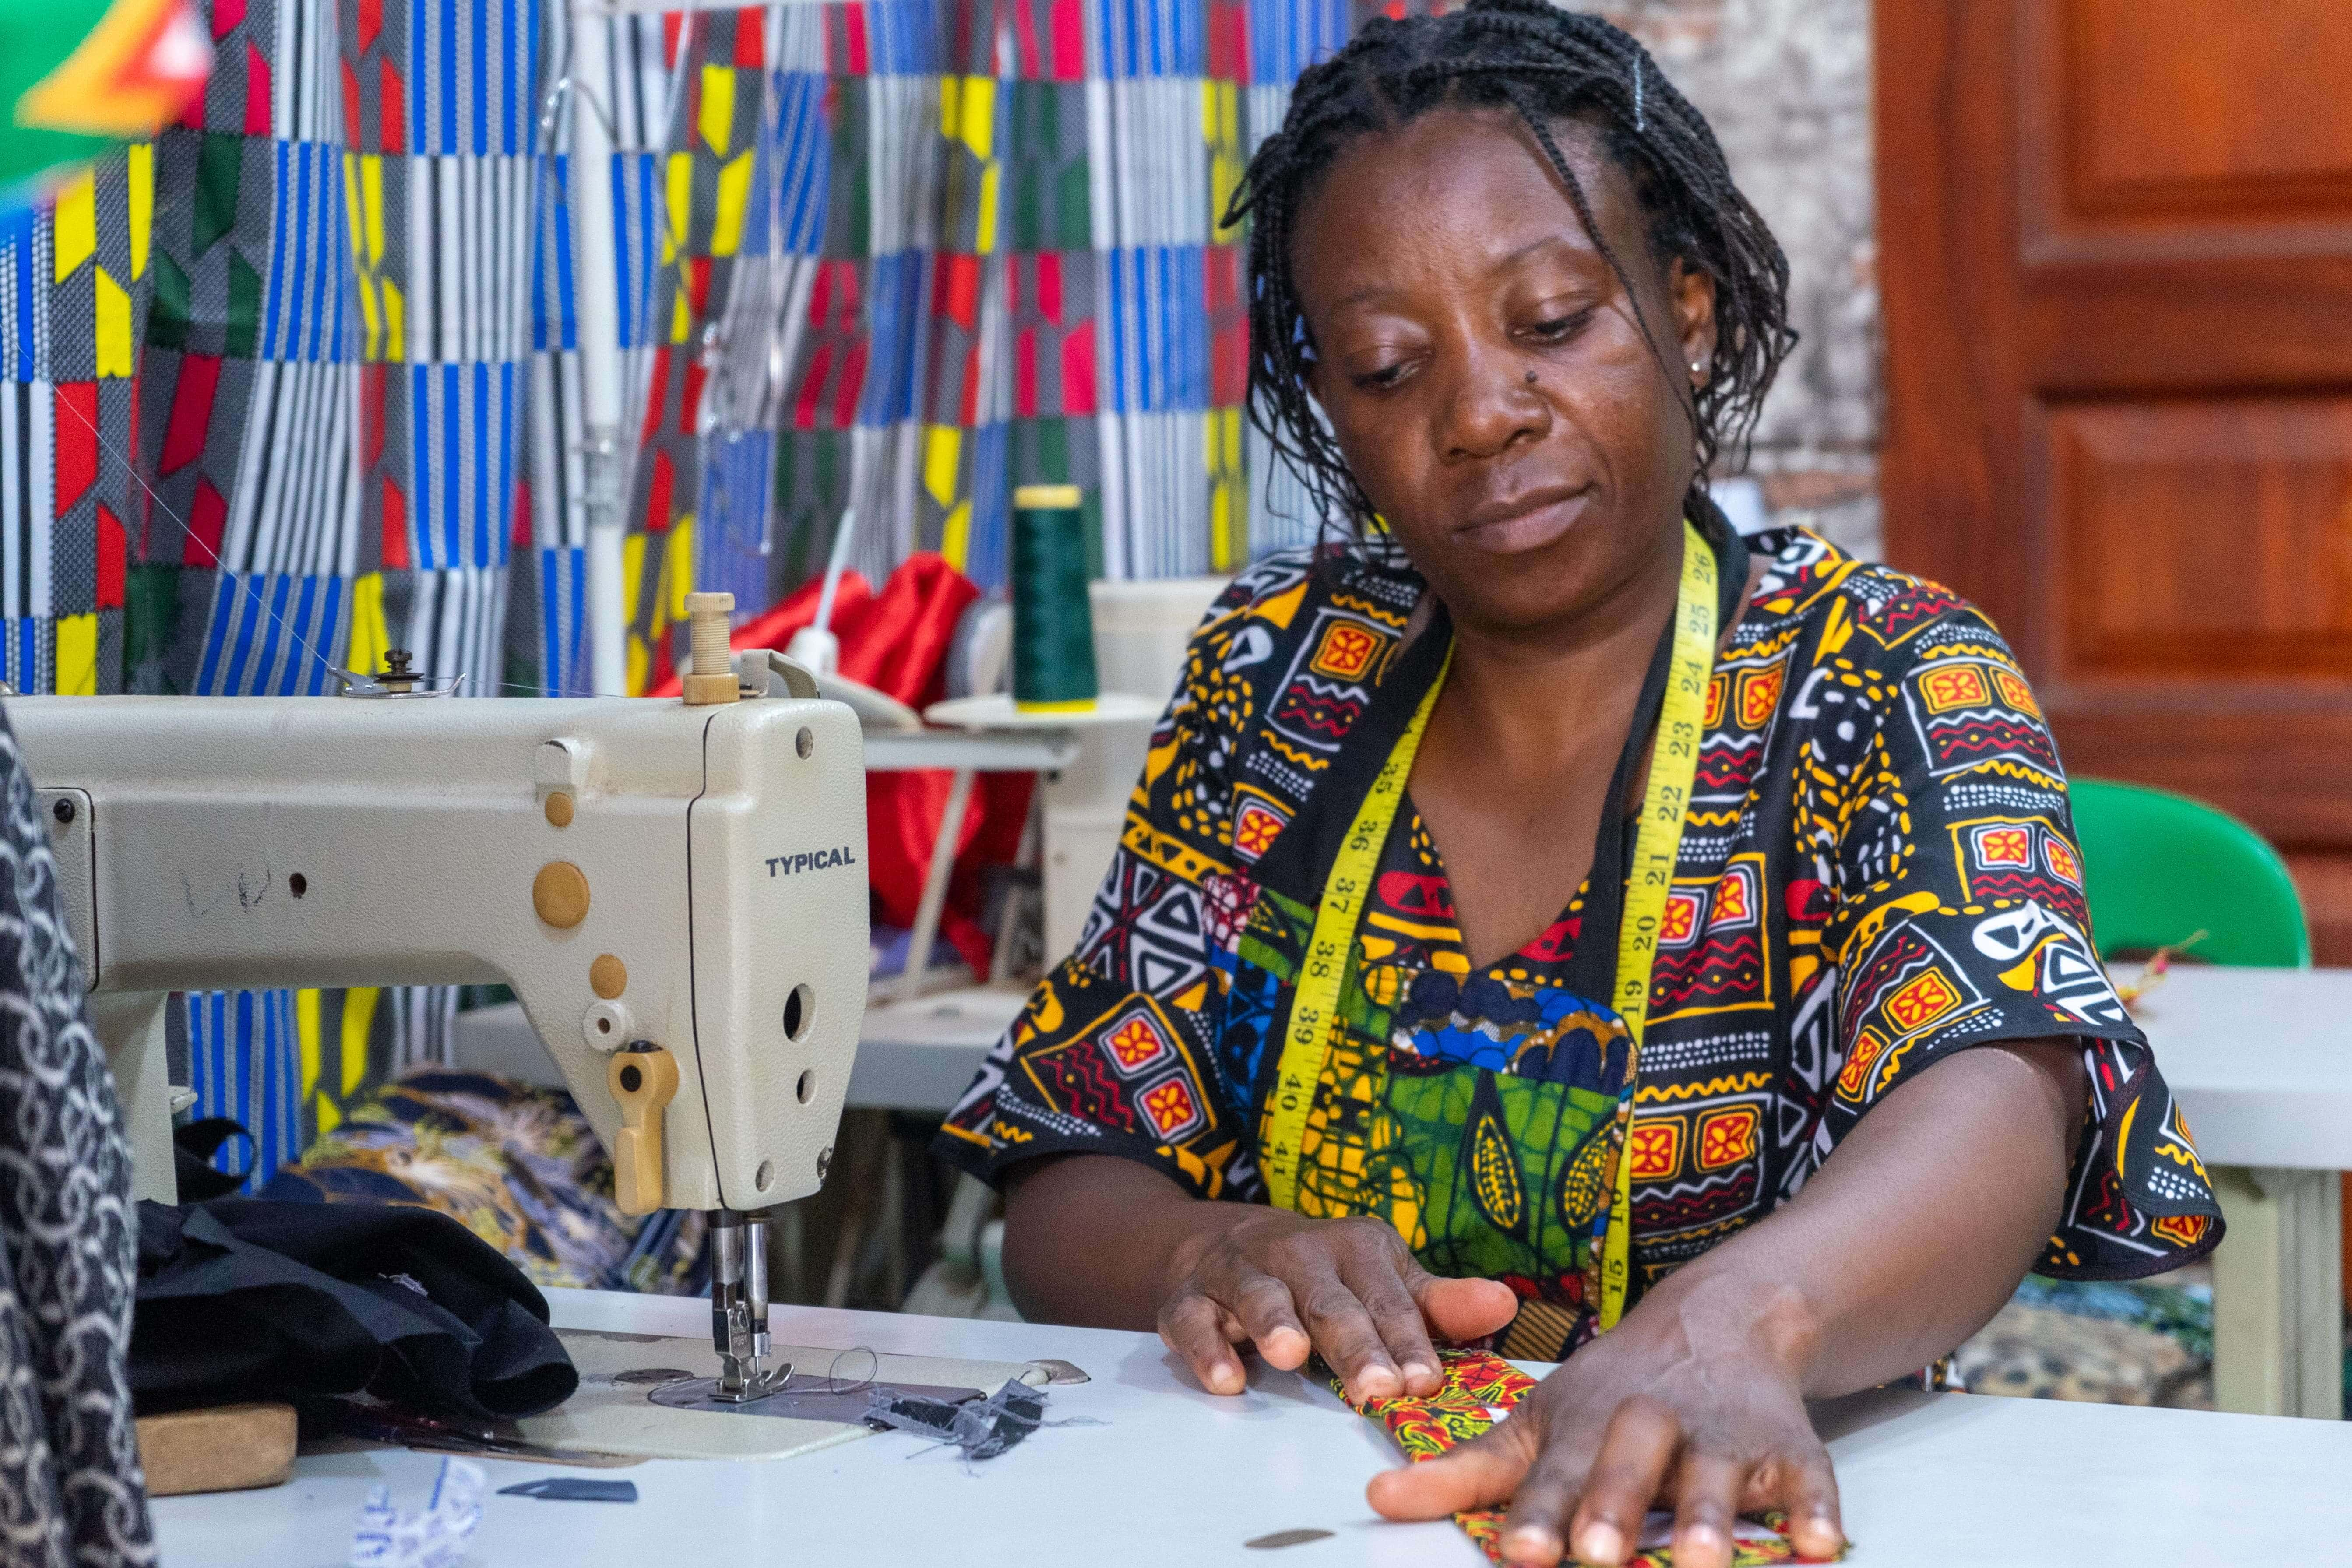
[1156,1208,1520,1402]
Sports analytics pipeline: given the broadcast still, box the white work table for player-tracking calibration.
[151,1287,2352,1566]
[2132,966,2352,1170]
[2129,966,2350,1421]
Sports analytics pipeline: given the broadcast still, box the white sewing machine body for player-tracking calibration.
[8,686,869,1223]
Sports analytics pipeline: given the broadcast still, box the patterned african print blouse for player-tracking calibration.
[936,529,2223,1359]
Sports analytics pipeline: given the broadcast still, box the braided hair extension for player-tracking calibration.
[1225,0,1796,533]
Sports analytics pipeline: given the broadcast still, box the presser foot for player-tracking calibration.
[712,1355,794,1404]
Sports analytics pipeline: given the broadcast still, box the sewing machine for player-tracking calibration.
[7,607,866,1406]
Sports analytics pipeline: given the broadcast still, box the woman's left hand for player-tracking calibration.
[1364,1278,1847,1568]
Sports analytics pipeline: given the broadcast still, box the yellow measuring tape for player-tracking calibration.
[1258,642,1453,1216]
[1596,521,1716,1328]
[1260,521,1718,1333]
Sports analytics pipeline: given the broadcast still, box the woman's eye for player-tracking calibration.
[1525,309,1594,343]
[1351,360,1413,391]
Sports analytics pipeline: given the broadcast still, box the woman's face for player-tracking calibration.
[1291,108,1716,636]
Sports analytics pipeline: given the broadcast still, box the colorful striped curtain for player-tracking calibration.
[623,0,1355,690]
[0,0,1357,1188]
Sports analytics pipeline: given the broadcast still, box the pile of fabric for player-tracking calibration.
[261,1071,708,1295]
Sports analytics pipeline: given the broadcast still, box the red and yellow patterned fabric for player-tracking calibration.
[936,527,2224,1358]
[1334,1349,1836,1567]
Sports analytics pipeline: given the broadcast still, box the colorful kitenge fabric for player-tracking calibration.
[0,0,555,1187]
[262,1068,708,1294]
[1333,1350,1828,1568]
[614,0,1353,699]
[0,0,1364,1197]
[937,528,2224,1358]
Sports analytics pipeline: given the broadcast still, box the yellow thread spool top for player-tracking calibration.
[683,590,739,706]
[1014,484,1083,510]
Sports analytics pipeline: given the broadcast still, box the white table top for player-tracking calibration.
[2132,966,2352,1169]
[151,1288,2352,1566]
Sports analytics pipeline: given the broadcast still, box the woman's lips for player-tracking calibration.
[1453,487,1592,555]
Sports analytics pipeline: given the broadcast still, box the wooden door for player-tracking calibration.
[1877,0,2352,963]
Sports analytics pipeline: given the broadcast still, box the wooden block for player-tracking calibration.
[136,1403,298,1496]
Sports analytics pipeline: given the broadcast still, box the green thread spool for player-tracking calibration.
[1010,484,1099,713]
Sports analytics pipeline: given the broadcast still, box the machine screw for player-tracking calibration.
[50,799,73,825]
[816,1145,832,1182]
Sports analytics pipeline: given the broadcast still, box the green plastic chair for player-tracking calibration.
[2070,778,2311,969]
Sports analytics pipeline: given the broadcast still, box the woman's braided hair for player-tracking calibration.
[1225,0,1796,530]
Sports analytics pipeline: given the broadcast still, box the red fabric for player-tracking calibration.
[652,554,1026,973]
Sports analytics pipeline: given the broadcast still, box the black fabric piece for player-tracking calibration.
[130,1198,576,1423]
[171,1119,253,1202]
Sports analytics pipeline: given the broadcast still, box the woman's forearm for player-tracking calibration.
[1000,1154,1253,1329]
[1629,1038,2087,1398]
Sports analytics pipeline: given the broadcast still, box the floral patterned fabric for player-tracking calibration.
[1333,1348,1831,1567]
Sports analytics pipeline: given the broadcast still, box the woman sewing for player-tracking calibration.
[937,6,2220,1564]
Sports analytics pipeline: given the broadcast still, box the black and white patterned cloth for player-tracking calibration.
[0,716,152,1564]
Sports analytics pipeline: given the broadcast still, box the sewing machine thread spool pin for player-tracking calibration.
[583,999,633,1052]
[682,592,739,707]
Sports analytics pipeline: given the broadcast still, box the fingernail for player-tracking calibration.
[1402,1359,1436,1385]
[1577,1521,1623,1563]
[1502,1525,1560,1564]
[1356,1366,1400,1399]
[1680,1523,1725,1556]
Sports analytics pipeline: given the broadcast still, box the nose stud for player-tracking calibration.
[1524,370,1538,384]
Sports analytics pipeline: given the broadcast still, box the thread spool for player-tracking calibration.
[682,591,739,706]
[1010,485,1099,713]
